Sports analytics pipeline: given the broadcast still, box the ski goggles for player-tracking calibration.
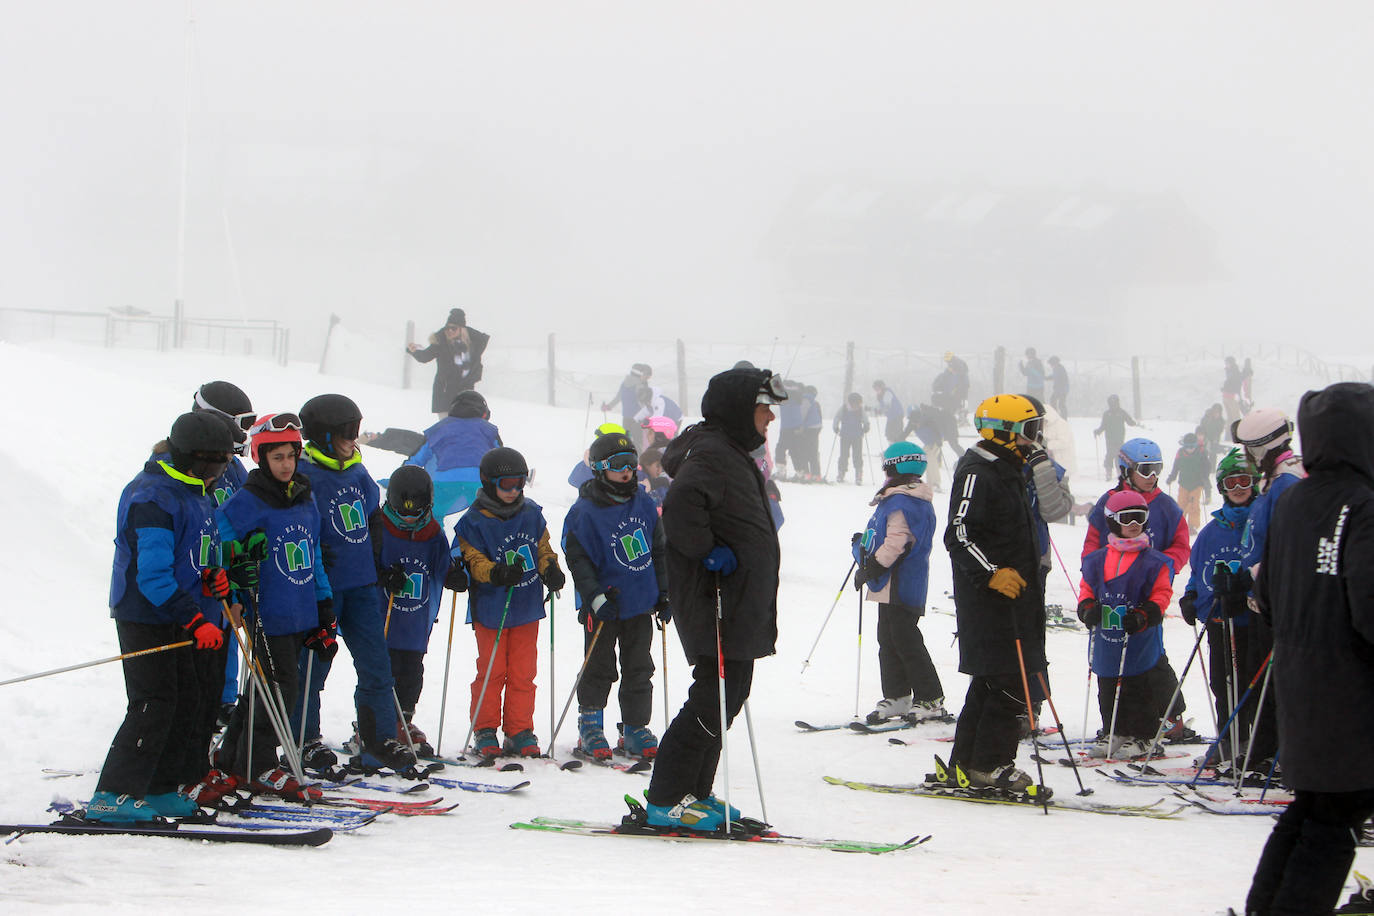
[1107,507,1149,527]
[1130,461,1163,478]
[493,475,526,492]
[250,413,303,435]
[974,414,1043,443]
[194,388,257,433]
[1221,473,1255,492]
[756,372,789,405]
[592,451,638,472]
[330,421,361,441]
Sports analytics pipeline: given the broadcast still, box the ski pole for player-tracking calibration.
[714,572,732,836]
[299,644,314,760]
[853,584,864,719]
[1137,620,1208,770]
[1081,631,1093,743]
[1047,534,1079,596]
[658,616,670,733]
[0,639,193,687]
[1034,670,1093,797]
[1011,618,1049,814]
[460,583,517,757]
[800,558,859,674]
[223,599,303,784]
[546,619,605,754]
[244,592,307,783]
[1237,656,1276,791]
[435,590,459,756]
[548,591,557,754]
[1226,617,1241,769]
[1104,631,1130,760]
[823,430,837,483]
[743,699,769,825]
[1189,648,1273,787]
[376,593,419,760]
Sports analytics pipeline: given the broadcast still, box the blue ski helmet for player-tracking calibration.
[1116,437,1163,476]
[882,441,927,477]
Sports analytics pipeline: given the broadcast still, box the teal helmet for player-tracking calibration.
[882,441,927,477]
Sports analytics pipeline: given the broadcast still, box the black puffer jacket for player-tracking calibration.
[409,326,491,412]
[942,440,1046,676]
[661,368,779,661]
[1255,382,1374,792]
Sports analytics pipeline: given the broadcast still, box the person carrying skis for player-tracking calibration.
[1166,431,1211,533]
[455,447,565,758]
[290,394,414,773]
[404,389,502,522]
[832,392,869,485]
[939,394,1047,796]
[562,431,669,762]
[1243,382,1374,916]
[645,366,786,831]
[853,442,946,726]
[200,412,332,804]
[1076,488,1175,759]
[1178,448,1262,770]
[371,465,464,758]
[1093,394,1138,481]
[89,413,235,824]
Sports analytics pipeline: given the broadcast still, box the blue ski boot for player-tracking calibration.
[697,795,741,822]
[85,791,157,825]
[618,723,658,760]
[144,790,200,818]
[577,707,612,761]
[503,729,542,758]
[644,794,724,832]
[472,727,501,759]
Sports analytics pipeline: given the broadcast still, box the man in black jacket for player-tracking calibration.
[1244,382,1374,915]
[644,366,786,832]
[941,394,1048,796]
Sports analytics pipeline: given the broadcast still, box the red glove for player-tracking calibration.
[185,612,224,651]
[200,567,231,600]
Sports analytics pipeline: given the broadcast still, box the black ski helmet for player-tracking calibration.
[588,432,639,499]
[449,390,490,420]
[300,394,362,447]
[168,411,234,477]
[193,380,255,449]
[386,465,434,516]
[478,447,529,499]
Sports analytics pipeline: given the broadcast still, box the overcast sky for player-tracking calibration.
[2,2,1371,360]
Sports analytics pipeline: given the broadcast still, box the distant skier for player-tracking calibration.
[1093,394,1138,481]
[1018,348,1045,400]
[406,308,491,418]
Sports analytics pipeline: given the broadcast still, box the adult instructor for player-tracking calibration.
[645,365,787,832]
[407,308,490,418]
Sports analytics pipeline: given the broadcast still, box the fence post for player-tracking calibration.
[843,341,855,401]
[548,333,557,406]
[403,320,415,389]
[993,346,1005,392]
[676,339,688,415]
[1131,356,1142,419]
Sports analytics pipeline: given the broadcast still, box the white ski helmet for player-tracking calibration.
[1232,407,1293,471]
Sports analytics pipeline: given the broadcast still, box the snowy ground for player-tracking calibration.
[0,340,1358,914]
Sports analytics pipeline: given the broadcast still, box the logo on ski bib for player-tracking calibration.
[274,524,316,586]
[328,488,370,544]
[612,517,653,571]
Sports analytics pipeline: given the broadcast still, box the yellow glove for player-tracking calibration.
[988,567,1027,599]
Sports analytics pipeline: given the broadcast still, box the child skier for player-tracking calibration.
[853,442,946,724]
[456,446,565,757]
[371,465,467,758]
[291,394,415,772]
[1093,395,1139,480]
[1166,432,1211,533]
[90,413,234,823]
[405,389,501,522]
[201,412,332,804]
[1178,448,1262,770]
[1077,489,1175,759]
[561,431,669,761]
[832,392,869,485]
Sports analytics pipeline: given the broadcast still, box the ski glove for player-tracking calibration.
[703,545,737,576]
[541,560,567,592]
[1213,562,1253,619]
[988,567,1026,599]
[304,624,338,660]
[200,566,231,600]
[654,592,672,626]
[854,555,888,591]
[1077,598,1102,629]
[317,599,336,630]
[489,560,524,588]
[1179,591,1199,627]
[184,612,224,651]
[590,587,620,622]
[444,562,470,592]
[377,563,406,596]
[1121,601,1163,635]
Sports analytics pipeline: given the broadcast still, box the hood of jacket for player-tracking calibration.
[1299,382,1374,481]
[870,477,934,507]
[697,366,770,453]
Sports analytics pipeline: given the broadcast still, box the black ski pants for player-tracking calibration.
[576,613,655,728]
[1096,655,1184,740]
[646,657,753,807]
[951,673,1025,773]
[837,436,863,482]
[1246,615,1279,765]
[390,648,425,718]
[1206,620,1263,759]
[876,603,943,703]
[221,628,304,779]
[187,637,228,783]
[1246,787,1374,915]
[96,620,204,798]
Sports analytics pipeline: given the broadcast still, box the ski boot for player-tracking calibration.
[617,722,658,760]
[185,768,242,808]
[905,697,950,723]
[143,790,201,818]
[1336,870,1374,913]
[250,767,324,803]
[1161,716,1200,743]
[472,727,501,759]
[84,791,157,825]
[361,738,418,772]
[503,729,542,758]
[643,794,724,832]
[924,755,964,789]
[405,722,435,759]
[301,738,339,772]
[577,707,612,761]
[865,693,913,725]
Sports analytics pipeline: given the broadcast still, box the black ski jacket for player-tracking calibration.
[943,440,1046,676]
[1255,382,1374,792]
[661,368,779,661]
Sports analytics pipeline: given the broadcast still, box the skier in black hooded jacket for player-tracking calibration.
[644,366,787,832]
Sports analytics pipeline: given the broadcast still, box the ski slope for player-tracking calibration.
[0,340,1349,914]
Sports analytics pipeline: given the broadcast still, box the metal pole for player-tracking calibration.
[714,572,732,835]
[800,558,858,674]
[546,621,605,754]
[0,640,193,688]
[743,700,769,824]
[435,592,459,757]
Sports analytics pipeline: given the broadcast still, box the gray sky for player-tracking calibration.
[2,2,1371,358]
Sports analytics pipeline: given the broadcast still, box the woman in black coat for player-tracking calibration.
[407,308,490,416]
[644,366,785,828]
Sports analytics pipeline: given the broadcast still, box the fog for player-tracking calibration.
[2,2,1372,361]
